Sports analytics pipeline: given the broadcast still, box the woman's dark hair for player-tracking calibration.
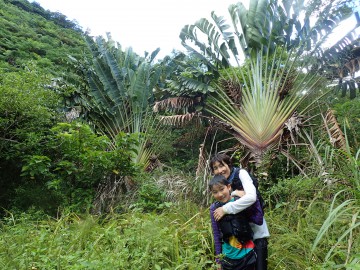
[209,153,233,172]
[208,175,230,191]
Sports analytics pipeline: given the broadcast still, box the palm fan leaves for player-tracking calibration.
[158,0,354,131]
[176,0,354,166]
[207,47,323,165]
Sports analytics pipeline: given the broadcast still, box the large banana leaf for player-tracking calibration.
[180,0,355,69]
[74,35,166,170]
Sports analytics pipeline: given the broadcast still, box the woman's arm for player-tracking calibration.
[215,169,256,218]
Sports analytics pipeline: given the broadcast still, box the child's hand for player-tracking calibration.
[214,207,225,221]
[232,189,246,198]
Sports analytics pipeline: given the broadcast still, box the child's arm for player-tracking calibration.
[210,204,222,259]
[232,189,246,197]
[214,169,256,220]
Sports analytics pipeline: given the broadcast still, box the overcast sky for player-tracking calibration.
[28,0,359,61]
[29,0,243,59]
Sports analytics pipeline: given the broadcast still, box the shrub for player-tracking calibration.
[20,122,140,213]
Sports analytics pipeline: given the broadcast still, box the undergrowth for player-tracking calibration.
[266,177,360,270]
[0,202,216,270]
[1,176,359,269]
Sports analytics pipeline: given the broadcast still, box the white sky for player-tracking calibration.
[29,0,242,59]
[28,0,358,61]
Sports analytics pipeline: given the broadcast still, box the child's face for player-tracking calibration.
[212,161,231,179]
[211,183,232,203]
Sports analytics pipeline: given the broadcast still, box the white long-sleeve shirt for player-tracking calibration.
[222,169,256,214]
[222,169,270,240]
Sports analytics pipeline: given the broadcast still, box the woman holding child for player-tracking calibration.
[209,153,270,270]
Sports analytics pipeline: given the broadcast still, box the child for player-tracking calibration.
[209,153,270,270]
[209,175,257,270]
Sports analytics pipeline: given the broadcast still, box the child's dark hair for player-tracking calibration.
[209,153,233,172]
[208,175,230,191]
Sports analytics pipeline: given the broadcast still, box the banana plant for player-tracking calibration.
[69,34,166,170]
[156,0,355,129]
[171,0,356,166]
[180,0,355,68]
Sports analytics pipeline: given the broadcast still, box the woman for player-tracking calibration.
[209,153,270,270]
[209,174,257,270]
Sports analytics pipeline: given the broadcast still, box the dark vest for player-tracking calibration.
[214,197,253,244]
[228,167,264,225]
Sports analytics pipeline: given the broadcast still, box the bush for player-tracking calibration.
[20,122,140,213]
[0,66,60,213]
[265,176,323,208]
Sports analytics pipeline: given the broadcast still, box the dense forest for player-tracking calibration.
[0,0,359,269]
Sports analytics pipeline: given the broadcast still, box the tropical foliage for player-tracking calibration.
[68,34,168,171]
[158,0,358,169]
[180,0,355,66]
[20,122,139,213]
[0,0,359,269]
[0,66,61,213]
[206,48,324,166]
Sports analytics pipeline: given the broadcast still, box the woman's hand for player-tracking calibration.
[213,207,225,221]
[232,189,246,198]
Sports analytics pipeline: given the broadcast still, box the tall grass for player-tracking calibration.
[266,177,360,269]
[0,203,215,270]
[1,181,359,269]
[265,127,360,269]
[2,133,360,269]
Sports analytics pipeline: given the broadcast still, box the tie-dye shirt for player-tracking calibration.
[210,199,255,261]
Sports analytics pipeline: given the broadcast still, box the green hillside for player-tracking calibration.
[0,0,94,212]
[0,0,90,76]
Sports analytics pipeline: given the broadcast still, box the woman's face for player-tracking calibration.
[212,161,231,179]
[211,183,232,203]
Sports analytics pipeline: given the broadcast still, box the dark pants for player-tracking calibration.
[254,238,268,270]
[222,250,256,270]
